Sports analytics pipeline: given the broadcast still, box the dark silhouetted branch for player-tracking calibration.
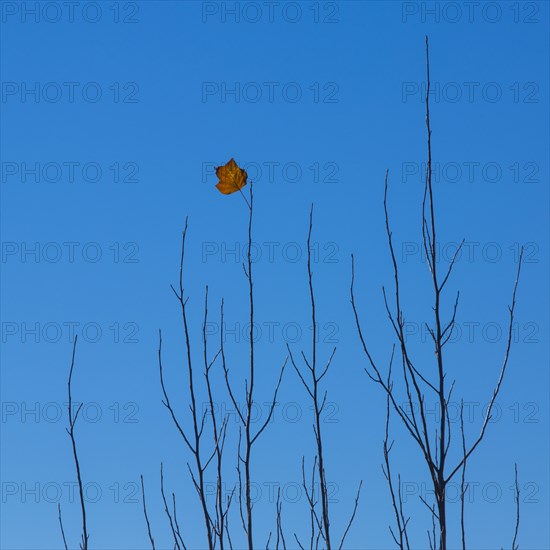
[140,475,156,549]
[65,336,89,550]
[275,487,287,550]
[460,401,467,550]
[160,463,185,550]
[58,503,68,550]
[351,36,524,550]
[512,463,520,550]
[220,182,287,549]
[289,206,361,549]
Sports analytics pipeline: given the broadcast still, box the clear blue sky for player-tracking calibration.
[1,1,548,549]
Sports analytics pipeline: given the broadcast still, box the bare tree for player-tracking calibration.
[350,36,524,549]
[53,37,531,550]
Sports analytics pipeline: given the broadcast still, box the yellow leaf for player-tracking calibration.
[215,158,248,195]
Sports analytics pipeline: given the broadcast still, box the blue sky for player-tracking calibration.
[1,1,549,548]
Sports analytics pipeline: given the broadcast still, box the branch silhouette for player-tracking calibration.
[60,336,89,550]
[350,35,524,549]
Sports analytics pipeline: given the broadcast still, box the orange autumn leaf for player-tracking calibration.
[215,158,248,195]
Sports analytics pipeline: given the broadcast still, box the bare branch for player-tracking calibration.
[338,481,363,550]
[275,487,287,550]
[512,463,520,550]
[158,330,194,453]
[220,300,246,426]
[160,463,181,550]
[382,347,409,550]
[172,492,187,550]
[58,504,68,550]
[204,286,228,550]
[66,336,89,550]
[251,357,287,445]
[140,475,156,549]
[439,240,465,293]
[349,37,526,550]
[287,345,314,399]
[160,217,216,549]
[460,401,467,550]
[446,249,524,484]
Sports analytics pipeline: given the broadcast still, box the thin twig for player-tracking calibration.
[512,463,520,550]
[382,347,409,550]
[445,248,524,484]
[275,487,287,550]
[204,285,227,550]
[221,182,287,549]
[338,481,363,550]
[161,218,215,549]
[140,475,156,549]
[290,206,363,549]
[58,504,69,550]
[66,336,89,550]
[160,463,181,550]
[172,492,186,550]
[460,401,467,550]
